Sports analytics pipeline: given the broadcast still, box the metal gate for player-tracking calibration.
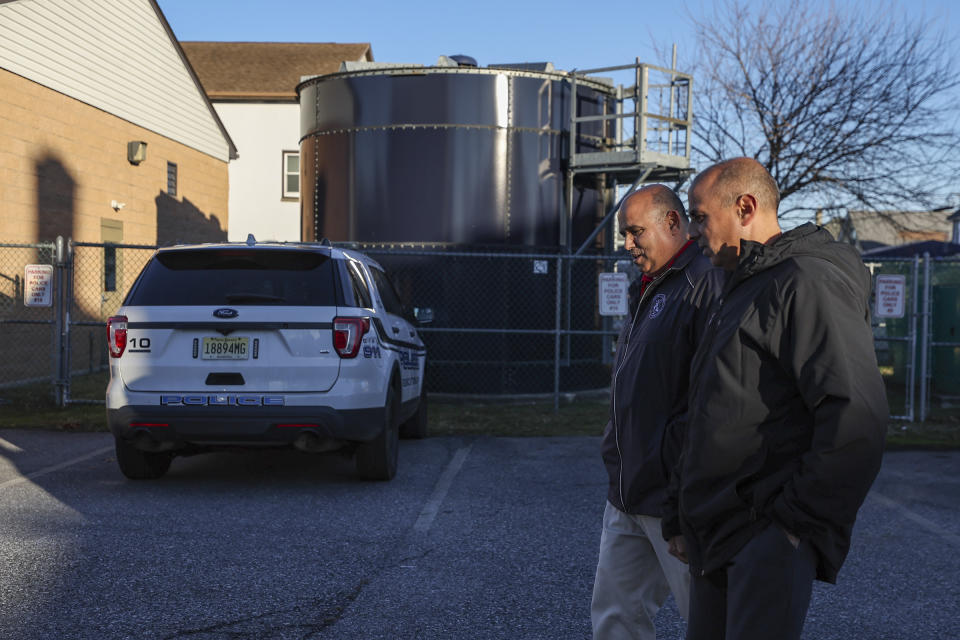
[0,240,59,393]
[921,256,960,421]
[0,238,156,406]
[865,254,960,422]
[864,257,920,421]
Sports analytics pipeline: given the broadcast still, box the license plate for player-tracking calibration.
[201,336,249,360]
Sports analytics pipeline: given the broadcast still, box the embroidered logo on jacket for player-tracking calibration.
[649,294,667,319]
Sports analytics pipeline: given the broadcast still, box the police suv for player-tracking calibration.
[105,239,428,481]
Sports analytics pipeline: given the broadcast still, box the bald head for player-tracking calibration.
[622,184,688,222]
[618,184,690,274]
[688,158,784,270]
[693,157,780,217]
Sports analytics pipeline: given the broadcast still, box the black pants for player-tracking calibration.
[687,523,817,640]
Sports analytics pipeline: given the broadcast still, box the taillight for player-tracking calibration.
[107,315,127,358]
[333,316,370,358]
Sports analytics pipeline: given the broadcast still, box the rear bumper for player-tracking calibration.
[108,404,384,451]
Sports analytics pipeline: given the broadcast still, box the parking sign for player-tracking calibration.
[24,264,54,307]
[598,272,629,316]
[874,274,905,318]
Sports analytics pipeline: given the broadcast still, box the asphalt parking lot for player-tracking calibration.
[0,430,957,640]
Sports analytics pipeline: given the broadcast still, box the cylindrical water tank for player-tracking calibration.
[297,65,616,248]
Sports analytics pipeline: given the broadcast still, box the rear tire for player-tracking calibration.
[115,437,173,479]
[356,388,399,481]
[399,386,428,439]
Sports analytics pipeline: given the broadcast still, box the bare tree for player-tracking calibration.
[689,0,960,220]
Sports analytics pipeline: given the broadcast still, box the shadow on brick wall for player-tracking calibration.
[35,154,75,242]
[155,191,227,246]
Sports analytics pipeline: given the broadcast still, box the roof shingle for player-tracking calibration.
[823,209,954,250]
[181,41,373,100]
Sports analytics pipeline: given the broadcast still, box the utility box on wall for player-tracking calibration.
[127,141,148,165]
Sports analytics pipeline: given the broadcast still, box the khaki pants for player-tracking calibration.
[591,501,690,640]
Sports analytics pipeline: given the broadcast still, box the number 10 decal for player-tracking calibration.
[129,337,151,352]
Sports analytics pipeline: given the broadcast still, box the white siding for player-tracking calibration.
[215,102,301,241]
[0,0,230,161]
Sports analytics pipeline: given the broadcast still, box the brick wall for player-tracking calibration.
[0,69,229,245]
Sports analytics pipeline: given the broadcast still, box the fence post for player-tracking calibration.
[554,254,563,412]
[63,239,74,405]
[907,255,919,422]
[919,253,931,422]
[53,236,66,407]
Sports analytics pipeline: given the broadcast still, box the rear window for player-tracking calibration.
[125,249,337,306]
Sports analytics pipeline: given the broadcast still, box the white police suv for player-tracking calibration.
[105,239,428,481]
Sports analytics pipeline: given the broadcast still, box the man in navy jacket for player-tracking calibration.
[592,184,724,640]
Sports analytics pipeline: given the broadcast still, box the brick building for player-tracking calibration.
[0,0,237,388]
[0,0,236,247]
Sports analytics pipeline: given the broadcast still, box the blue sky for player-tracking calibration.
[156,0,959,220]
[157,0,956,74]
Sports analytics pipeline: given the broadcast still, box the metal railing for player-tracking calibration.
[568,60,693,173]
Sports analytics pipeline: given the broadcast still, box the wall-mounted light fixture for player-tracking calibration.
[127,141,147,165]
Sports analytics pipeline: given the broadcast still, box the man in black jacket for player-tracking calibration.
[664,158,887,640]
[592,184,723,640]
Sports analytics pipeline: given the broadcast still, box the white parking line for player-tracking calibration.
[868,490,960,547]
[0,436,24,453]
[0,445,114,491]
[413,444,473,533]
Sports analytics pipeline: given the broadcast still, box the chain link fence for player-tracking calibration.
[864,258,920,421]
[924,258,960,420]
[355,247,636,401]
[864,255,960,422]
[1,239,958,423]
[0,242,58,391]
[67,242,156,403]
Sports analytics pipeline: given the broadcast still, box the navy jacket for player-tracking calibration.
[601,242,724,516]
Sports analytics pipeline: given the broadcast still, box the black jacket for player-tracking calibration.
[668,224,887,583]
[601,242,724,515]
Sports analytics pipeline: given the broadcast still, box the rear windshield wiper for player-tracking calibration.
[224,293,287,303]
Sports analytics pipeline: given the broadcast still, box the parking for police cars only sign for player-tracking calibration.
[24,264,53,307]
[598,272,629,316]
[874,274,905,318]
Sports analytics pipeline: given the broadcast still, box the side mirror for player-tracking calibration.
[413,307,434,325]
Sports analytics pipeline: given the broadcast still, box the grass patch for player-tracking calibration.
[431,399,608,437]
[1,373,958,448]
[886,420,960,450]
[0,372,107,431]
[0,403,106,432]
